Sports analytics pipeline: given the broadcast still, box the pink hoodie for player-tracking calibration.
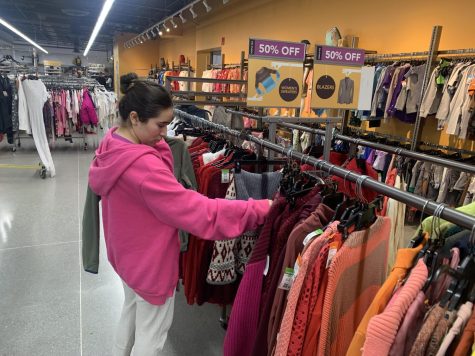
[89,128,270,305]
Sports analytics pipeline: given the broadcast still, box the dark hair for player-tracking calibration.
[118,72,173,123]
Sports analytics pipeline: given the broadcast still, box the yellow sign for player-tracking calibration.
[247,38,306,108]
[43,60,62,67]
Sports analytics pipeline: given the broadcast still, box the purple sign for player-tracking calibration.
[315,45,365,66]
[249,38,306,61]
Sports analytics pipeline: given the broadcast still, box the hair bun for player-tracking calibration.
[120,72,139,94]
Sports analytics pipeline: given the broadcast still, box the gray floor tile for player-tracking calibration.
[0,136,228,356]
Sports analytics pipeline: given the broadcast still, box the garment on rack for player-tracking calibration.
[80,89,99,126]
[20,79,56,177]
[0,73,13,143]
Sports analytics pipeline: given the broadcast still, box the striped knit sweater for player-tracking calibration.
[318,216,391,356]
[362,259,428,355]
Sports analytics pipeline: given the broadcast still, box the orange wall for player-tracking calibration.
[116,0,475,148]
[114,33,160,80]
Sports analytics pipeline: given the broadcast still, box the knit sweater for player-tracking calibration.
[223,197,288,356]
[347,236,426,356]
[267,204,335,356]
[453,306,475,356]
[409,304,446,356]
[274,222,340,356]
[362,259,428,355]
[319,216,391,356]
[436,301,473,356]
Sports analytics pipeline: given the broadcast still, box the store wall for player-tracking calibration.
[114,33,160,79]
[119,0,475,149]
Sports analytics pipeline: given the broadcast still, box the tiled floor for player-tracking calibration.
[0,136,225,356]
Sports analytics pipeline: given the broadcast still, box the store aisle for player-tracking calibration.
[0,138,225,356]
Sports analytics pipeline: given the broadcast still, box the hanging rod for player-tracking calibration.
[275,122,475,175]
[166,76,247,84]
[225,109,342,125]
[174,109,475,231]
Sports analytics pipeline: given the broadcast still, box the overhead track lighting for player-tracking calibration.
[158,29,163,36]
[146,32,151,40]
[84,0,115,56]
[190,5,198,19]
[0,17,48,54]
[203,0,212,12]
[171,19,178,29]
[179,12,187,23]
[163,23,170,33]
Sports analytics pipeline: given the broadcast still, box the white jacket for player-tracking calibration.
[446,64,475,139]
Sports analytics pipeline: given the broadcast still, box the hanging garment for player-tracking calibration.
[410,304,447,356]
[223,198,288,356]
[453,306,475,356]
[435,301,473,356]
[273,222,340,356]
[318,216,391,356]
[446,64,475,139]
[80,89,99,126]
[362,259,428,355]
[389,291,428,356]
[0,74,13,143]
[347,237,426,356]
[267,204,336,356]
[21,79,56,177]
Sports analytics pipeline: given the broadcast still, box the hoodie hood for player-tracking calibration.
[89,128,169,196]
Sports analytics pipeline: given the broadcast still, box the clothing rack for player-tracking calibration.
[348,127,475,156]
[225,109,342,162]
[166,76,248,107]
[174,108,475,231]
[274,121,475,175]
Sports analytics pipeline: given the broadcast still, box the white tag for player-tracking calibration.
[221,169,230,184]
[326,247,338,269]
[278,268,294,290]
[303,228,324,246]
[263,255,270,276]
[2,91,8,97]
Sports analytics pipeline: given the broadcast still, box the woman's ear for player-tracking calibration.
[129,111,139,125]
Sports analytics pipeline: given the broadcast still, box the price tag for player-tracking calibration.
[3,91,8,97]
[221,169,230,184]
[278,268,295,290]
[303,228,324,246]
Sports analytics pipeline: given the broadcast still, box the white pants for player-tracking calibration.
[113,281,175,356]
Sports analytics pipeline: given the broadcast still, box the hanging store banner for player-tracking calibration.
[247,38,307,108]
[311,45,365,109]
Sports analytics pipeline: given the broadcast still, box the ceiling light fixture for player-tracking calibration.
[179,12,187,23]
[0,17,49,54]
[163,23,170,33]
[146,32,151,40]
[171,18,178,28]
[203,0,212,12]
[84,0,115,56]
[223,0,229,4]
[141,35,146,41]
[190,5,198,19]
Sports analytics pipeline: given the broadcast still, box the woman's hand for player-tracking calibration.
[268,200,273,207]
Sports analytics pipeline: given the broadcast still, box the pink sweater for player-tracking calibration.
[362,259,428,355]
[88,128,270,305]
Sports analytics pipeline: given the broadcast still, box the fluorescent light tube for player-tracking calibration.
[0,17,48,54]
[84,0,115,56]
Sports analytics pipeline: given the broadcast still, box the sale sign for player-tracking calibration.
[247,38,306,108]
[311,45,365,109]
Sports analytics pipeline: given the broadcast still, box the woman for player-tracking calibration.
[88,73,271,356]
